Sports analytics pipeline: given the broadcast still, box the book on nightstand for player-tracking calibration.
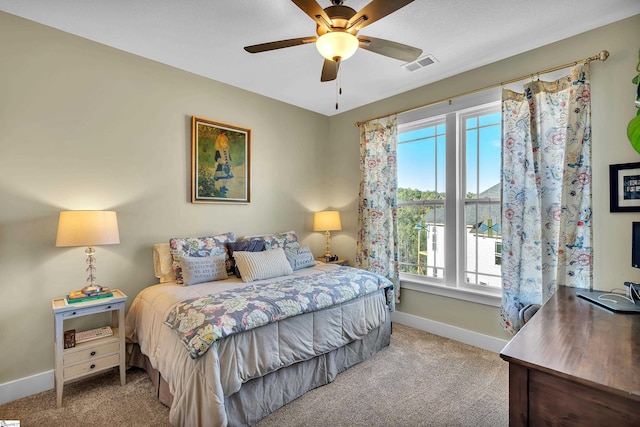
[66,289,113,304]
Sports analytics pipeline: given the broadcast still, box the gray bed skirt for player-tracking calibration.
[129,315,391,426]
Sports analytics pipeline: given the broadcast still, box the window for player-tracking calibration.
[397,91,502,297]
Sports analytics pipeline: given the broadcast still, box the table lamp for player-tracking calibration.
[313,210,342,258]
[56,210,120,296]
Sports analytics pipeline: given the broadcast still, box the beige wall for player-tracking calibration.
[1,9,639,387]
[327,15,640,340]
[0,12,332,384]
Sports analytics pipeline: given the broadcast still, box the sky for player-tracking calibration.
[398,111,501,195]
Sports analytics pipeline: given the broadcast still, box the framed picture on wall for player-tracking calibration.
[191,116,251,203]
[610,162,640,212]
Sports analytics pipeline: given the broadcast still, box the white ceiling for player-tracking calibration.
[1,1,639,116]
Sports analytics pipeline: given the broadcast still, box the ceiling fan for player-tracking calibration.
[244,0,423,82]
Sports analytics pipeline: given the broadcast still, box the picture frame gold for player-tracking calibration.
[610,162,640,212]
[191,116,251,203]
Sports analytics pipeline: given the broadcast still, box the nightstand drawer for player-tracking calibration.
[61,302,125,319]
[64,353,120,380]
[64,341,120,366]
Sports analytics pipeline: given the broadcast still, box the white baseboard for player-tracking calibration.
[0,370,53,405]
[391,311,510,353]
[1,316,509,405]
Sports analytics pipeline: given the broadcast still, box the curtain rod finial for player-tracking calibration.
[598,50,610,61]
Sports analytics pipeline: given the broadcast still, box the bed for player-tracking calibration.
[124,232,394,426]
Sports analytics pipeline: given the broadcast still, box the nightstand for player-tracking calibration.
[315,257,349,266]
[51,289,127,408]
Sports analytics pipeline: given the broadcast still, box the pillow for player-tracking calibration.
[284,245,316,271]
[227,240,266,278]
[169,232,235,284]
[242,230,299,250]
[179,254,228,286]
[233,247,293,283]
[153,243,174,283]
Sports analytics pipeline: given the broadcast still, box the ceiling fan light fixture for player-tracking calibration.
[316,31,358,61]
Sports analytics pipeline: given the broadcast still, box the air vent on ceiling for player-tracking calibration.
[404,54,437,72]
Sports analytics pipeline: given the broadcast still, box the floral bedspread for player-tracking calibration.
[164,267,394,359]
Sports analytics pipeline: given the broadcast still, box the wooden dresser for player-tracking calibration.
[500,286,640,426]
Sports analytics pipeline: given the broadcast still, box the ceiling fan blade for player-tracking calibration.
[358,36,422,62]
[347,0,415,32]
[320,59,340,82]
[244,36,317,53]
[291,0,332,31]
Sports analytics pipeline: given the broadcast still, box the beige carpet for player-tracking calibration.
[0,324,508,426]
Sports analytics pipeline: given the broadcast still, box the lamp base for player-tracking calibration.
[324,231,333,260]
[81,285,101,296]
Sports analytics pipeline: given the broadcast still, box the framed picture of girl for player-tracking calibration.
[191,116,251,203]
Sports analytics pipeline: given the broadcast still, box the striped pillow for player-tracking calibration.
[227,239,266,278]
[233,247,293,283]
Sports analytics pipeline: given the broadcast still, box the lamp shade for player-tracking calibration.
[55,211,120,247]
[316,31,359,61]
[313,211,342,232]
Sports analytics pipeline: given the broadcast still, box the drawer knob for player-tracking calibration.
[107,305,111,309]
[90,351,96,356]
[90,364,96,369]
[72,311,77,316]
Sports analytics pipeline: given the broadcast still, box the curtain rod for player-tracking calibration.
[354,50,610,127]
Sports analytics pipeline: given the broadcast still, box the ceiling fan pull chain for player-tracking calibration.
[335,64,343,110]
[335,69,339,110]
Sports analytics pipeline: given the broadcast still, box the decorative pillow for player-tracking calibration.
[233,247,294,283]
[242,230,300,250]
[179,253,228,286]
[169,232,235,284]
[153,243,175,283]
[227,240,266,278]
[284,245,316,271]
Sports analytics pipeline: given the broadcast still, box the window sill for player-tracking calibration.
[400,277,502,307]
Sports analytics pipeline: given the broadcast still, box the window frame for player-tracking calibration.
[397,115,447,284]
[458,102,502,293]
[398,89,502,307]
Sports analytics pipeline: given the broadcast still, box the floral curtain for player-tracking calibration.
[356,116,400,303]
[500,64,592,334]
